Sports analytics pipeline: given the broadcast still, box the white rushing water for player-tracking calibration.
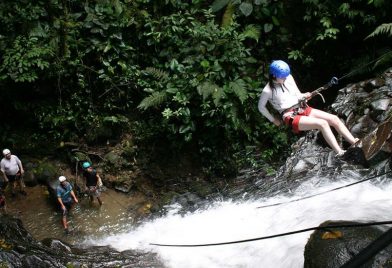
[88,174,392,268]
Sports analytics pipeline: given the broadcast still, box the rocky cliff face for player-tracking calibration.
[301,69,392,267]
[278,68,392,182]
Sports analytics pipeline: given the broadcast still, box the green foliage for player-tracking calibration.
[290,0,391,64]
[138,9,264,148]
[366,23,392,39]
[362,23,392,74]
[240,24,261,42]
[210,0,283,36]
[0,36,53,82]
[138,91,168,110]
[6,0,391,174]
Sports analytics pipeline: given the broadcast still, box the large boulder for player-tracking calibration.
[31,160,59,185]
[304,220,392,267]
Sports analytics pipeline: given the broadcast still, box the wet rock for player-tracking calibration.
[0,214,165,268]
[350,115,378,137]
[304,220,392,268]
[109,171,138,193]
[23,160,38,187]
[370,98,390,111]
[104,151,128,171]
[32,160,59,185]
[42,239,72,254]
[23,169,38,187]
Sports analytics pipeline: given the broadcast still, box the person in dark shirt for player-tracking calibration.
[82,162,103,206]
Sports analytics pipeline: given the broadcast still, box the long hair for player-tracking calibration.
[269,74,288,101]
[268,74,276,90]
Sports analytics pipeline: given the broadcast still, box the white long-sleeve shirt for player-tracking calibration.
[258,75,305,122]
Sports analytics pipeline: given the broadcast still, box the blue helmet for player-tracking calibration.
[269,60,290,78]
[82,162,91,169]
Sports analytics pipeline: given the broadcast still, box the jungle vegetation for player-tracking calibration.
[0,0,391,175]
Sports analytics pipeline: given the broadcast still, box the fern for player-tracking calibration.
[229,79,248,103]
[221,2,235,27]
[144,67,169,81]
[239,24,261,42]
[212,86,225,106]
[138,91,167,110]
[373,50,392,69]
[366,23,392,39]
[197,81,219,100]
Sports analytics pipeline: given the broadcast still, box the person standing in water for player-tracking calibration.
[82,162,103,206]
[0,149,26,196]
[258,60,359,156]
[56,176,78,234]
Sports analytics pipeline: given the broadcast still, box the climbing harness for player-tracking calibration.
[150,220,392,247]
[256,170,392,209]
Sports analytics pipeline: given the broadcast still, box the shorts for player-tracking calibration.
[61,201,74,216]
[86,186,101,197]
[283,106,313,134]
[6,174,20,183]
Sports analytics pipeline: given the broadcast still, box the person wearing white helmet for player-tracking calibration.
[258,60,359,156]
[0,149,26,196]
[56,175,78,234]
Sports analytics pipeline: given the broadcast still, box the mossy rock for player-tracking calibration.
[103,151,127,171]
[32,161,59,185]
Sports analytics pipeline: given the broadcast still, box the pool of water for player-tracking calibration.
[6,185,143,245]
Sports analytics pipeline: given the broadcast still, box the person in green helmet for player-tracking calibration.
[82,162,103,206]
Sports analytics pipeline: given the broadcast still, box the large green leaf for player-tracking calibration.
[211,0,231,12]
[239,2,253,16]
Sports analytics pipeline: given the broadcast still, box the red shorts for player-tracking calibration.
[283,106,313,134]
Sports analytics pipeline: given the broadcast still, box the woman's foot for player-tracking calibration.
[336,150,346,157]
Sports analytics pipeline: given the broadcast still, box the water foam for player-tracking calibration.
[89,176,392,268]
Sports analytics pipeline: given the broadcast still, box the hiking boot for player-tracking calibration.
[64,228,70,235]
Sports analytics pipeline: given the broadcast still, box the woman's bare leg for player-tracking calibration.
[308,109,358,144]
[298,116,344,154]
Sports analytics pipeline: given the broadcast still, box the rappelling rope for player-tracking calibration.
[309,53,388,103]
[337,53,389,81]
[256,170,392,209]
[150,220,392,247]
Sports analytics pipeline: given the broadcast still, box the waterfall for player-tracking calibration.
[88,173,392,268]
